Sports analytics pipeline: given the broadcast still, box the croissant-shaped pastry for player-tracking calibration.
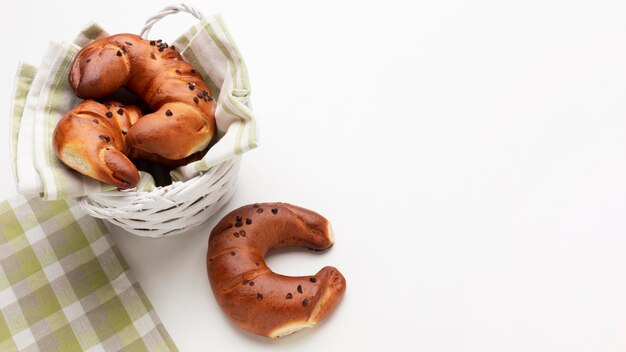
[68,34,216,160]
[53,100,141,189]
[53,99,205,188]
[207,203,347,338]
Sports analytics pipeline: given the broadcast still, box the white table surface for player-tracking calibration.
[3,1,626,351]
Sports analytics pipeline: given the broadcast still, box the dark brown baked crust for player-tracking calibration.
[207,203,346,338]
[69,33,216,160]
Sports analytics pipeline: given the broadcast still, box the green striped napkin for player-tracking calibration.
[0,194,178,351]
[11,14,257,200]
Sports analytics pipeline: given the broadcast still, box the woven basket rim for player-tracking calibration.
[93,178,185,197]
[77,158,240,237]
[82,157,238,199]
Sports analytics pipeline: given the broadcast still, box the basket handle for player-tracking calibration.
[139,3,205,39]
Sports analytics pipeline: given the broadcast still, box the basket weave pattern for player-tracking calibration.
[78,158,240,237]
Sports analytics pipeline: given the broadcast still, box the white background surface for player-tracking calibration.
[3,0,626,351]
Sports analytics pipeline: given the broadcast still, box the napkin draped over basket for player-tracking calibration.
[10,8,258,237]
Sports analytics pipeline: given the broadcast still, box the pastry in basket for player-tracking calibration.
[207,203,346,338]
[53,33,216,188]
[53,100,204,189]
[53,100,141,189]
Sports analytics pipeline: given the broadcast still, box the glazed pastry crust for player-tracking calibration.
[69,33,216,160]
[207,203,346,338]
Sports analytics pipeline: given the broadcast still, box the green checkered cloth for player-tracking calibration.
[0,194,178,351]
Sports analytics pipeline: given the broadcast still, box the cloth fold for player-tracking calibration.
[11,15,257,200]
[0,194,178,351]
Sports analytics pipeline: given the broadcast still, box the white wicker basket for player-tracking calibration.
[76,5,248,238]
